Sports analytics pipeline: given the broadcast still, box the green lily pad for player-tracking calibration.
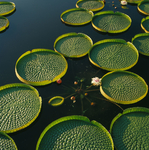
[0,132,18,150]
[132,33,149,56]
[0,2,15,16]
[15,49,68,86]
[127,0,143,4]
[138,0,149,15]
[36,115,114,150]
[91,11,132,33]
[61,8,94,25]
[76,0,104,12]
[48,96,64,106]
[88,39,139,71]
[100,71,148,104]
[110,107,149,150]
[141,16,149,33]
[0,16,9,32]
[0,83,42,133]
[54,32,93,58]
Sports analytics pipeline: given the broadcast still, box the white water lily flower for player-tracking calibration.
[121,0,127,5]
[91,77,101,86]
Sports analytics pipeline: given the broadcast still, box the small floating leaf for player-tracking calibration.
[36,115,114,150]
[0,83,42,133]
[110,107,149,149]
[0,16,9,32]
[100,71,148,104]
[76,0,104,12]
[15,49,68,86]
[91,11,132,33]
[54,32,93,58]
[0,2,15,16]
[48,96,64,106]
[89,39,139,71]
[0,132,18,150]
[132,33,149,56]
[61,8,93,25]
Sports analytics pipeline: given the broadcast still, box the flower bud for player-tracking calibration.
[56,79,62,84]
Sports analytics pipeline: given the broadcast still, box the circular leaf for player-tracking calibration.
[100,71,148,104]
[0,16,9,32]
[91,11,131,33]
[141,16,149,33]
[54,32,93,58]
[36,115,114,150]
[15,49,68,86]
[138,0,149,15]
[0,83,42,133]
[48,96,64,106]
[0,2,15,16]
[0,132,18,150]
[132,33,149,56]
[76,0,104,12]
[89,39,139,71]
[110,107,149,150]
[61,8,94,25]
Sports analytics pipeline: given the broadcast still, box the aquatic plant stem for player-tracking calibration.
[64,93,76,100]
[84,96,92,103]
[86,84,93,90]
[93,96,124,111]
[61,84,76,91]
[85,89,100,92]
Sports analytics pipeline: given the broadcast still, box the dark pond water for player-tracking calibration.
[1,0,149,149]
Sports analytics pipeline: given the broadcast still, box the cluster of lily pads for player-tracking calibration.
[0,1,15,32]
[1,0,149,150]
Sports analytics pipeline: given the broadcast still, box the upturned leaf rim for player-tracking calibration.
[0,2,15,16]
[36,115,114,150]
[54,32,93,58]
[100,70,148,104]
[0,83,42,133]
[60,8,94,25]
[88,39,139,71]
[132,33,149,56]
[15,49,68,86]
[76,0,105,12]
[91,10,132,33]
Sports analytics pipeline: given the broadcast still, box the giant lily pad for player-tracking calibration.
[15,49,68,86]
[89,39,139,71]
[0,83,42,133]
[0,16,9,32]
[138,0,149,15]
[0,132,18,150]
[91,11,131,33]
[54,32,93,58]
[76,0,104,12]
[36,115,114,150]
[110,107,149,150]
[132,33,149,56]
[100,71,148,104]
[0,2,15,16]
[61,8,93,25]
[141,16,149,33]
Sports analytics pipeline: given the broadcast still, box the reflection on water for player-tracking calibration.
[1,0,149,149]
